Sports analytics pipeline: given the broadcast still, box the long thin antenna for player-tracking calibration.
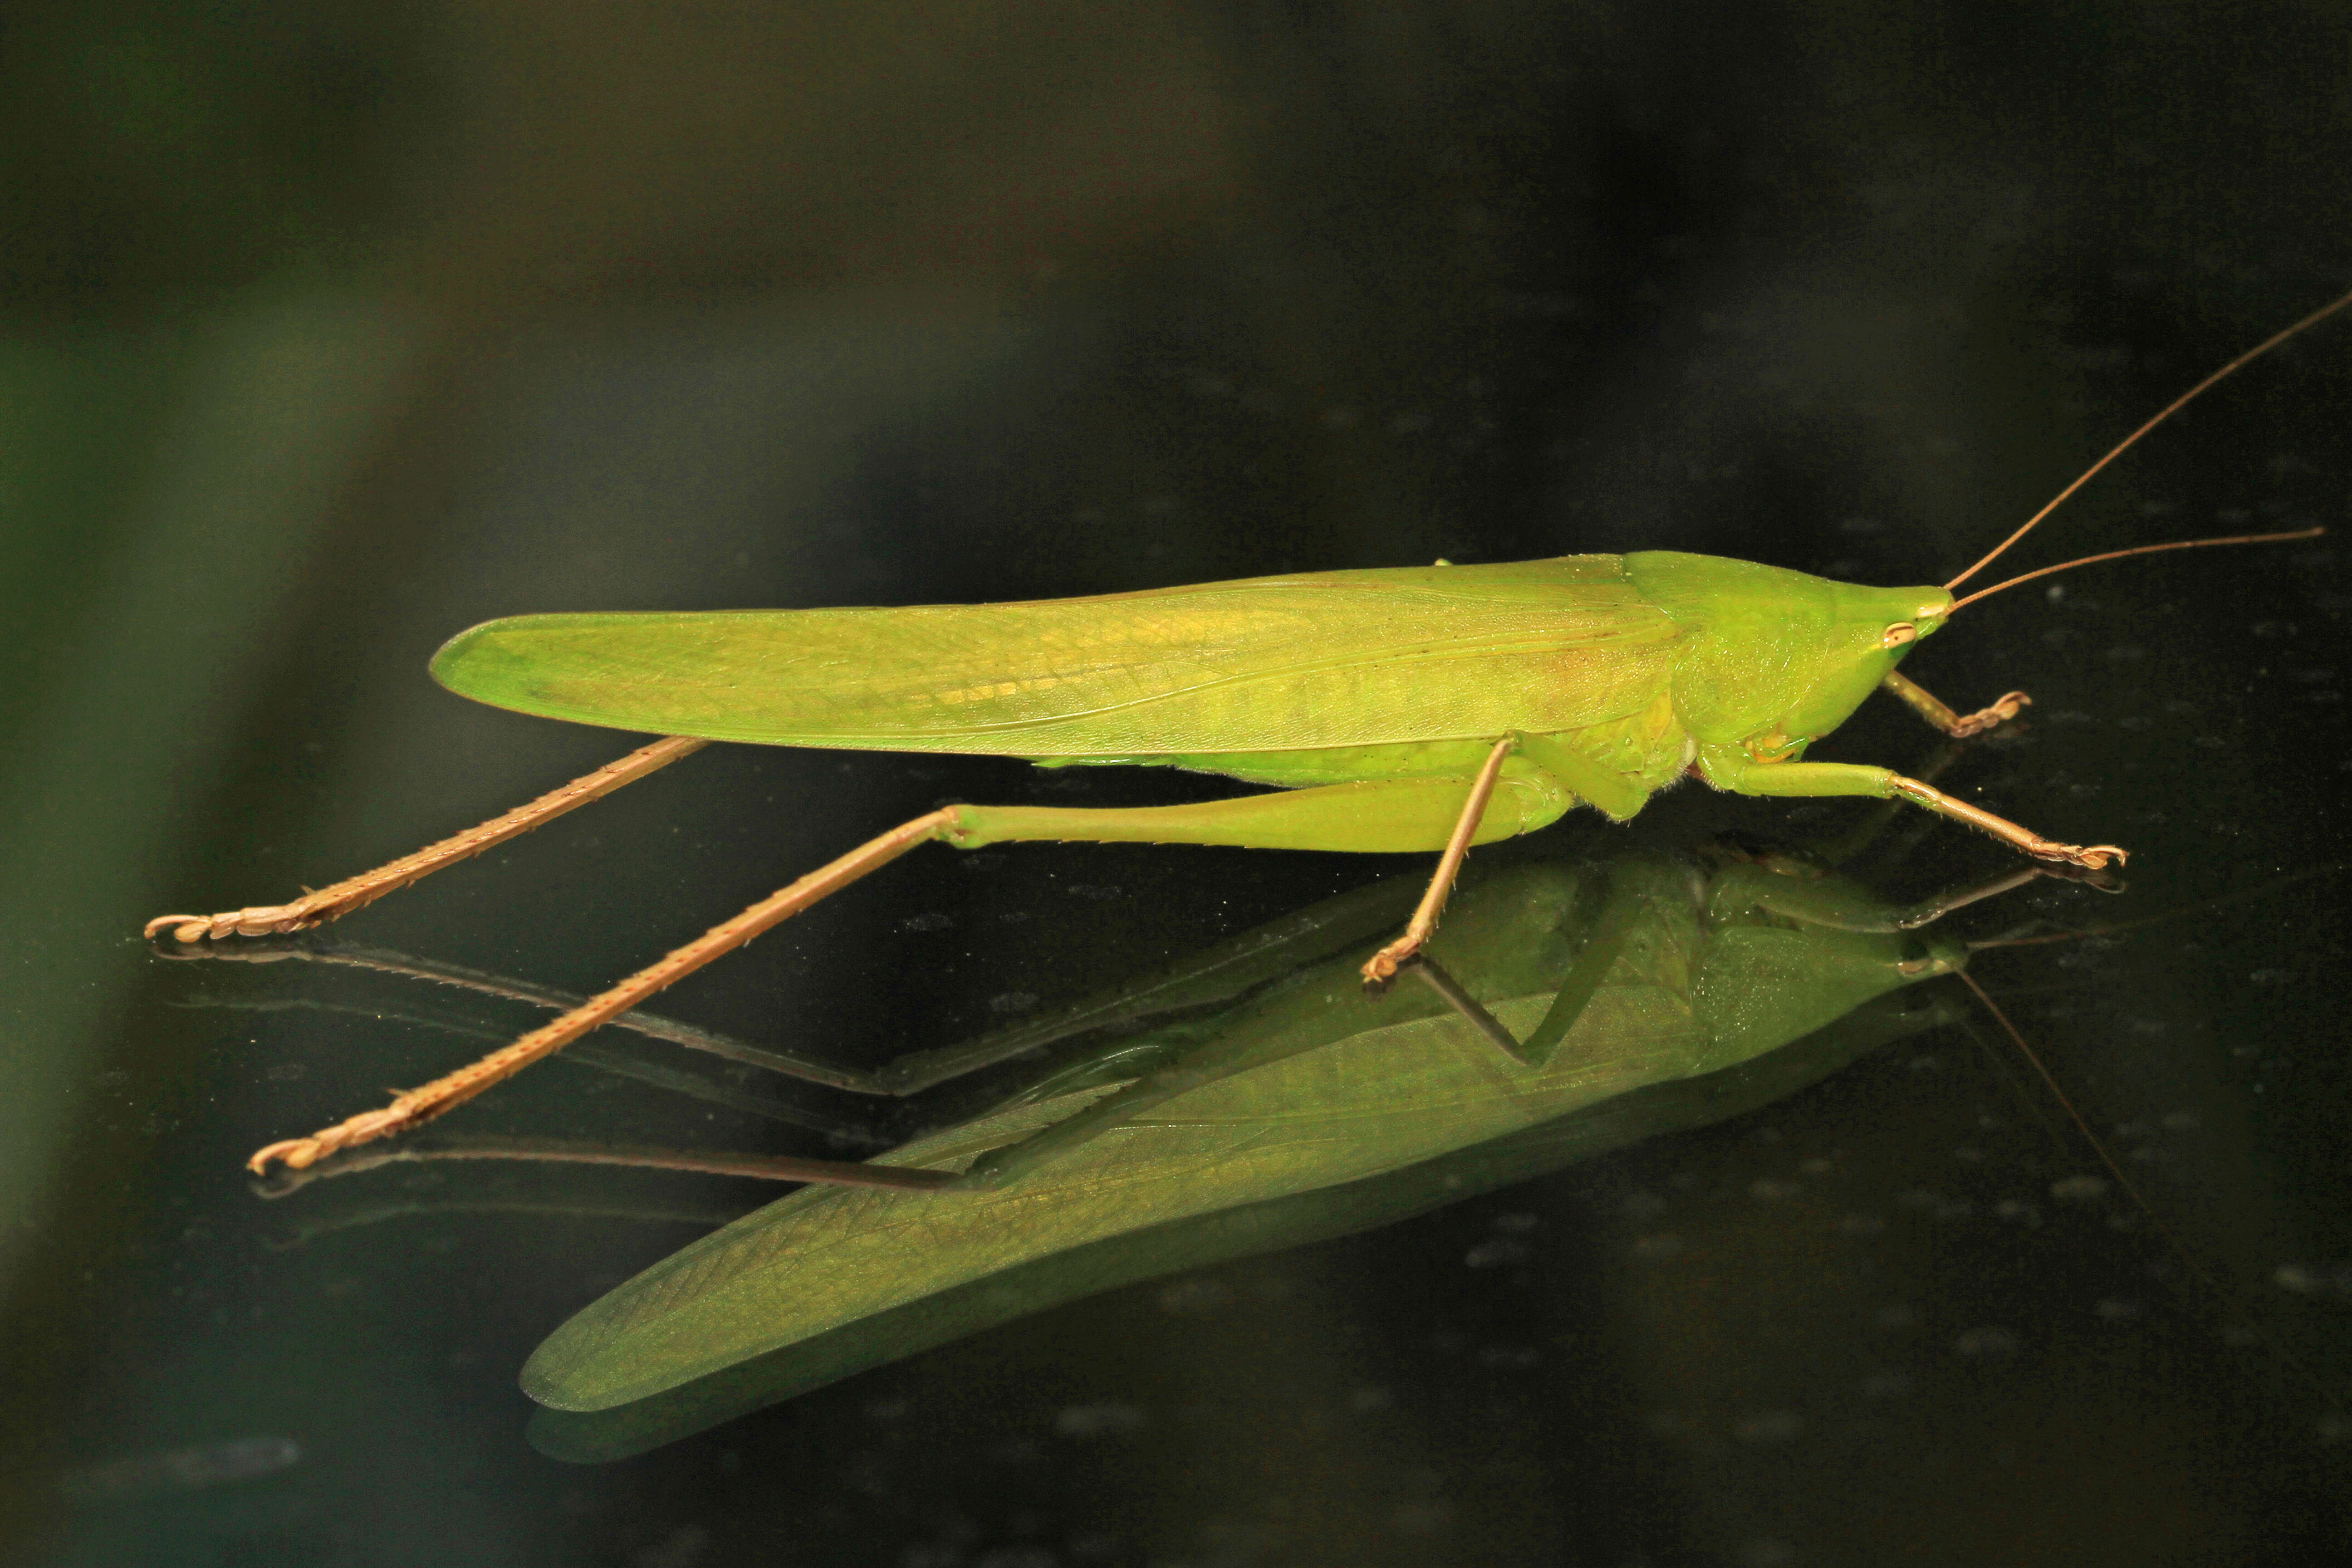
[1954,970,2166,1238]
[1944,284,2352,593]
[1949,525,2323,613]
[1950,967,2341,1411]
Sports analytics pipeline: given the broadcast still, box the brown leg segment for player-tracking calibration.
[1880,671,2031,739]
[245,767,1562,1174]
[1700,749,2127,872]
[148,736,709,942]
[247,805,962,1172]
[1886,774,2125,869]
[1359,736,1516,985]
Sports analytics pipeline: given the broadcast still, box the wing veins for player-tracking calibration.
[890,624,1679,738]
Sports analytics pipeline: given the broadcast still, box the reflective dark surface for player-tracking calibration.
[6,5,2352,1564]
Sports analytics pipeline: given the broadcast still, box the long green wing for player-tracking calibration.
[430,556,1680,757]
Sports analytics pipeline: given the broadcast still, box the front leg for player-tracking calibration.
[1709,858,2087,933]
[1880,670,2030,739]
[1697,746,2125,870]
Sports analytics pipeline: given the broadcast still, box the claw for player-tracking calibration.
[246,1100,420,1174]
[1360,942,1416,987]
[246,1137,326,1175]
[2044,843,2128,871]
[1950,691,2033,739]
[144,904,317,943]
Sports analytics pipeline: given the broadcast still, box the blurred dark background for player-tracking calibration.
[4,3,2350,1564]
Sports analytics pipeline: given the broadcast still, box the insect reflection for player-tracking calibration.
[176,823,2111,1452]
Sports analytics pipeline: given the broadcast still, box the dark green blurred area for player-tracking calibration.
[5,3,2351,1564]
[0,2,400,317]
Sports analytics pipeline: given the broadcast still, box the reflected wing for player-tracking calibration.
[522,1000,1712,1412]
[430,557,1681,757]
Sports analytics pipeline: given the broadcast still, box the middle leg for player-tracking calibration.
[1361,729,1651,984]
[1695,747,2124,870]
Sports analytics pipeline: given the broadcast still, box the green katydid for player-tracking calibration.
[146,286,2349,1176]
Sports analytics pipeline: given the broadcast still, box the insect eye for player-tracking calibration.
[1881,622,1917,649]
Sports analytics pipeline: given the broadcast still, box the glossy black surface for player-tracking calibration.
[6,5,2351,1564]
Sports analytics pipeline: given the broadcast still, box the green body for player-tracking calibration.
[522,852,1967,1416]
[433,553,1957,842]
